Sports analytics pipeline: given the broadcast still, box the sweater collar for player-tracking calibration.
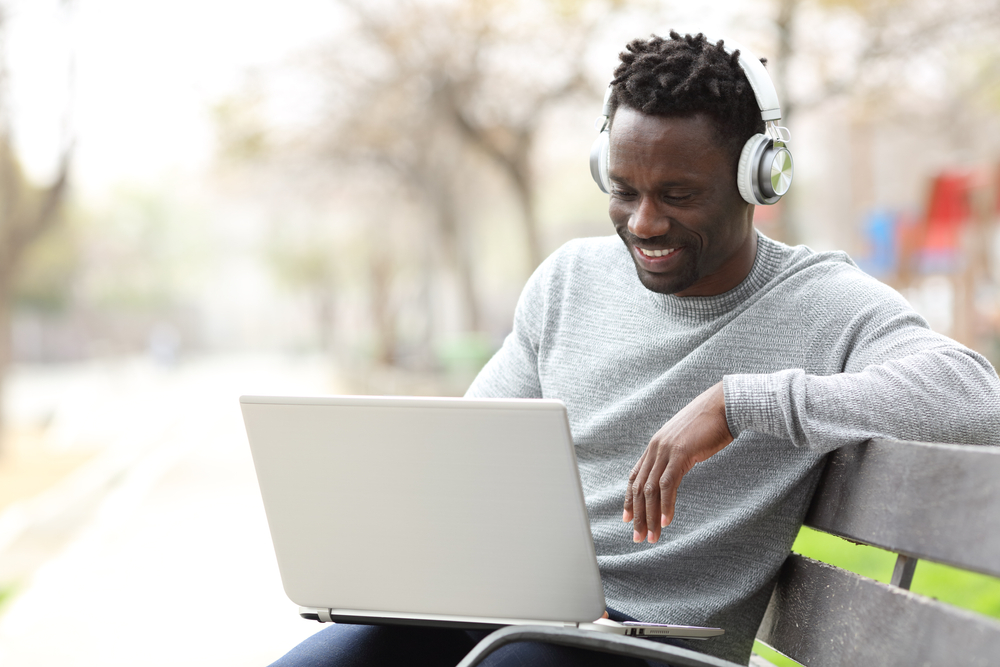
[650,232,783,319]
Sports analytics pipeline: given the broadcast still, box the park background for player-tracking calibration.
[0,0,998,665]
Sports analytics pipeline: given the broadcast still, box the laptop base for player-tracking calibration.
[298,607,723,639]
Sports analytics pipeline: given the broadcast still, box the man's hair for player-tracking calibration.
[608,31,766,165]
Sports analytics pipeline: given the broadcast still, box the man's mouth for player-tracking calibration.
[637,247,678,258]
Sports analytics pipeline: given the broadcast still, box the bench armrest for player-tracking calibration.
[456,625,744,667]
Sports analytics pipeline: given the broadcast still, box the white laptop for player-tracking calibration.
[240,394,723,639]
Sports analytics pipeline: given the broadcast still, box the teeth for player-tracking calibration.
[639,247,676,258]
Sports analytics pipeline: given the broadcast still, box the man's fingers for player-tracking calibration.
[623,451,647,522]
[659,459,689,528]
[630,473,647,542]
[624,381,733,543]
[630,446,660,541]
[627,451,646,483]
[644,476,661,543]
[630,460,654,541]
[643,441,674,543]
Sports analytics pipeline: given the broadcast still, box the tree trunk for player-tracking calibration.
[0,273,12,456]
[369,253,396,366]
[315,286,335,353]
[415,225,437,369]
[435,189,480,333]
[510,167,542,270]
[415,154,482,334]
[772,0,799,245]
[0,5,74,457]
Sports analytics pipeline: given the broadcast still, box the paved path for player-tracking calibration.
[0,355,337,666]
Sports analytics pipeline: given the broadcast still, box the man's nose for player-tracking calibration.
[628,197,669,239]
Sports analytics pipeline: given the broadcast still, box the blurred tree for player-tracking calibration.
[268,238,338,353]
[776,0,1000,115]
[12,214,77,313]
[314,0,650,346]
[0,4,73,448]
[212,76,270,165]
[759,0,1000,356]
[764,0,1000,243]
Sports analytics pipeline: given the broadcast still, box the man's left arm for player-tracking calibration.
[724,278,1000,452]
[627,277,1000,543]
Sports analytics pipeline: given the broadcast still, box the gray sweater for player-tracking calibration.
[465,232,1000,664]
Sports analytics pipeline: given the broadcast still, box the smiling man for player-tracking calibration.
[270,32,1000,667]
[609,111,756,298]
[464,31,1000,664]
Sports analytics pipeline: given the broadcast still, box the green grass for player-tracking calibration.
[750,526,1000,665]
[790,525,897,581]
[0,584,16,614]
[751,640,803,666]
[910,561,1000,618]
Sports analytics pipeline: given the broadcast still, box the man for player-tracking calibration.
[272,32,1000,666]
[465,30,1000,663]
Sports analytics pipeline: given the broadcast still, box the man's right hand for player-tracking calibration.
[623,381,733,544]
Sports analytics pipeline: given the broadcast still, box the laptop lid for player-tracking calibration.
[241,395,607,626]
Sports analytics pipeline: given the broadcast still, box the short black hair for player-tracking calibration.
[608,31,766,165]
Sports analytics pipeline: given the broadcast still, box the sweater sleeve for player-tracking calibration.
[465,259,548,400]
[723,267,1000,451]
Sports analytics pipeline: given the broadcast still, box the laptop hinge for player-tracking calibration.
[318,609,333,623]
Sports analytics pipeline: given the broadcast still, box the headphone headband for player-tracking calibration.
[717,40,782,122]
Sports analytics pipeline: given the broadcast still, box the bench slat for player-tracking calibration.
[804,438,1000,577]
[757,555,1000,666]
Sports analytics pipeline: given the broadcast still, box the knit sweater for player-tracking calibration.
[465,232,1000,665]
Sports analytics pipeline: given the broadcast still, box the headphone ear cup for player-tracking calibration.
[590,130,611,194]
[737,133,768,205]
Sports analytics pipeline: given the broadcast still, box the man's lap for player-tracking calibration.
[268,620,686,667]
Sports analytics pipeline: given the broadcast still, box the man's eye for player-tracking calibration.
[611,188,636,198]
[664,193,694,203]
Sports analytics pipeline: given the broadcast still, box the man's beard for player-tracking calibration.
[617,229,700,295]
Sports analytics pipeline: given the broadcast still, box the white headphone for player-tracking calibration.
[589,39,793,206]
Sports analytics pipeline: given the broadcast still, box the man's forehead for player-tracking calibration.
[609,108,731,168]
[611,107,723,145]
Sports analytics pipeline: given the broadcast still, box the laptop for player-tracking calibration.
[240,394,723,639]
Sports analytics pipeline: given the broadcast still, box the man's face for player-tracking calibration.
[608,107,755,297]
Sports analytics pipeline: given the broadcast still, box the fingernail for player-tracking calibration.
[661,513,669,527]
[648,533,658,544]
[623,509,629,522]
[633,530,642,543]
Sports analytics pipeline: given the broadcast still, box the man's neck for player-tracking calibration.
[673,228,759,298]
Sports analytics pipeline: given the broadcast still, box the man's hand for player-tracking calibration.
[623,381,733,544]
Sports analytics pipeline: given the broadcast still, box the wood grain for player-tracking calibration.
[805,438,1000,577]
[758,555,1000,667]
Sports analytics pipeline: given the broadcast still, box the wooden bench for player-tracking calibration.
[755,437,1000,666]
[459,438,1000,667]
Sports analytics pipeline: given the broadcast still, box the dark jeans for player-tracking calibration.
[269,609,691,667]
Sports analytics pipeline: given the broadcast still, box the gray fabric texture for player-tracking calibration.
[465,232,1000,665]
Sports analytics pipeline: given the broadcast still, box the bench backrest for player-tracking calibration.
[756,438,1000,666]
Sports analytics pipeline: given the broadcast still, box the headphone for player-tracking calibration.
[589,40,793,206]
